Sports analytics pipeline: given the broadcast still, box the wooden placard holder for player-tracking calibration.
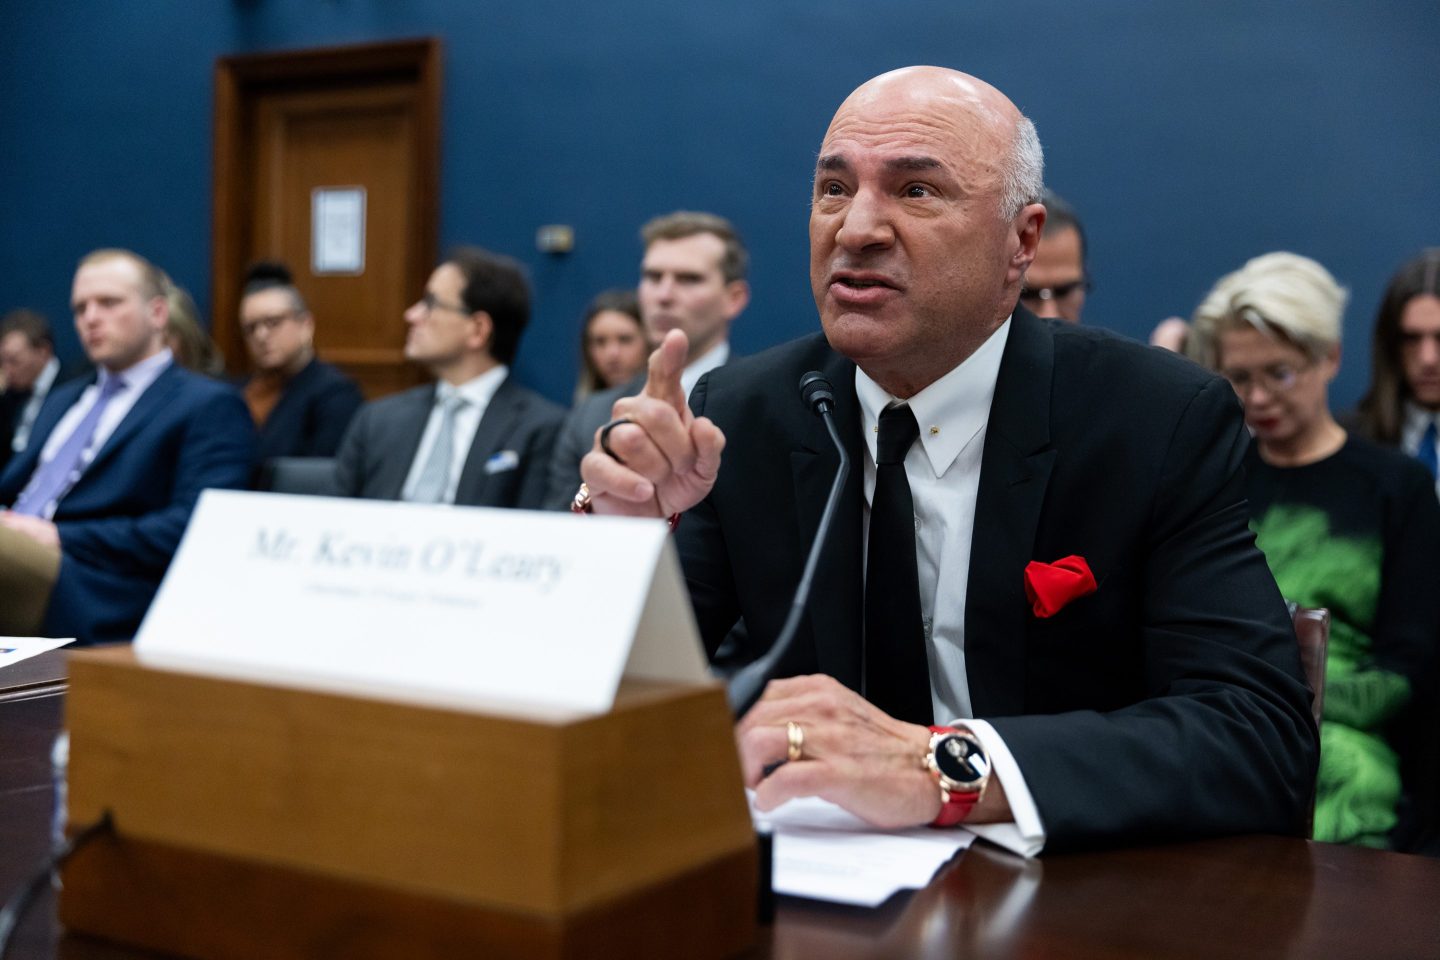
[59,647,757,959]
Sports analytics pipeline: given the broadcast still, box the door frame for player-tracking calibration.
[211,38,442,374]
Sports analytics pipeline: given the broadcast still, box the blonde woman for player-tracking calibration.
[1189,252,1440,848]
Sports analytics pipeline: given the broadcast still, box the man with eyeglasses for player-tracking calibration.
[0,248,255,642]
[238,260,363,463]
[1019,189,1089,324]
[333,247,563,509]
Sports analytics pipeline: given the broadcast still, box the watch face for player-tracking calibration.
[935,736,989,786]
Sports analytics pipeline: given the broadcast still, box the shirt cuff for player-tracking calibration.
[950,717,1046,858]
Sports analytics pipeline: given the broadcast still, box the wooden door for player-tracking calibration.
[213,40,441,399]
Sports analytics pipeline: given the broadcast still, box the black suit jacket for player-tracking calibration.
[333,374,564,509]
[248,358,364,462]
[0,359,86,474]
[0,390,25,474]
[679,308,1318,850]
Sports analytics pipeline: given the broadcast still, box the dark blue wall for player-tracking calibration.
[1,1,1436,408]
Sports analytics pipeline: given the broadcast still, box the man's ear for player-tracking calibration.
[723,279,751,320]
[1009,202,1046,283]
[148,296,170,337]
[468,310,495,354]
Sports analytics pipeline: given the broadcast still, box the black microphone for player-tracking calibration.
[726,371,851,718]
[799,370,836,415]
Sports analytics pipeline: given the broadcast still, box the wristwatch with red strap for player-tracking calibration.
[924,725,991,827]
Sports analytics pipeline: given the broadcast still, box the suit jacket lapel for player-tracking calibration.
[789,347,866,690]
[455,376,519,503]
[379,386,435,500]
[966,308,1057,717]
[86,364,185,474]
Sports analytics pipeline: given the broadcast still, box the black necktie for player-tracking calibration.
[864,403,933,724]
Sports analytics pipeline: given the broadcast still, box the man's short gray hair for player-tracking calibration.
[1001,117,1044,220]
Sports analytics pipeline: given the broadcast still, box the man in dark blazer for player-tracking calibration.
[578,67,1317,852]
[544,211,750,509]
[0,309,82,474]
[0,250,255,643]
[250,356,363,463]
[334,247,562,509]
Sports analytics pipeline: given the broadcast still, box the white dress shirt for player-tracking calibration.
[11,355,61,453]
[401,365,509,504]
[854,317,1046,857]
[27,349,175,520]
[1401,401,1440,499]
[681,341,730,401]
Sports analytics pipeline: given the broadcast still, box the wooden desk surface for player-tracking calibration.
[0,649,68,702]
[4,687,1439,960]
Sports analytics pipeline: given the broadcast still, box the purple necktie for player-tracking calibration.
[12,376,127,517]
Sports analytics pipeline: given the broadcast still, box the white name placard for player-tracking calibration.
[135,491,710,718]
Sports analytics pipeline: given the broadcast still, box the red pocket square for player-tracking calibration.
[1024,556,1097,618]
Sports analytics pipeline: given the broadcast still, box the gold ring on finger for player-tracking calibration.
[786,721,805,763]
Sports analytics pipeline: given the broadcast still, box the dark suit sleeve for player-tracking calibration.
[56,389,256,576]
[0,392,21,476]
[304,377,365,458]
[544,396,604,511]
[988,378,1319,849]
[674,372,745,656]
[513,404,565,510]
[332,404,370,497]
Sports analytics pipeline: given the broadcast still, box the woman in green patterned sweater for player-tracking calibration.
[1189,252,1440,848]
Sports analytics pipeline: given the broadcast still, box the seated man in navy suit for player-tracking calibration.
[334,247,563,509]
[0,249,256,643]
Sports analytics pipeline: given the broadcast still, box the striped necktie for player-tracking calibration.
[12,375,127,517]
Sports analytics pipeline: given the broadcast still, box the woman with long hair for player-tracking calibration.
[572,288,648,404]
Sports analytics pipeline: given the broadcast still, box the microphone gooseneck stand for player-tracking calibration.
[726,371,850,718]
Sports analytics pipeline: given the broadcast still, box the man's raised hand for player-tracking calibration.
[579,329,725,518]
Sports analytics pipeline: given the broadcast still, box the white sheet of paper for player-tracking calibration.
[135,491,709,718]
[311,186,366,274]
[0,636,73,669]
[751,793,974,907]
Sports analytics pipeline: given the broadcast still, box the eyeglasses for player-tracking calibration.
[1220,362,1310,396]
[1019,278,1091,303]
[240,311,297,338]
[415,292,470,316]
